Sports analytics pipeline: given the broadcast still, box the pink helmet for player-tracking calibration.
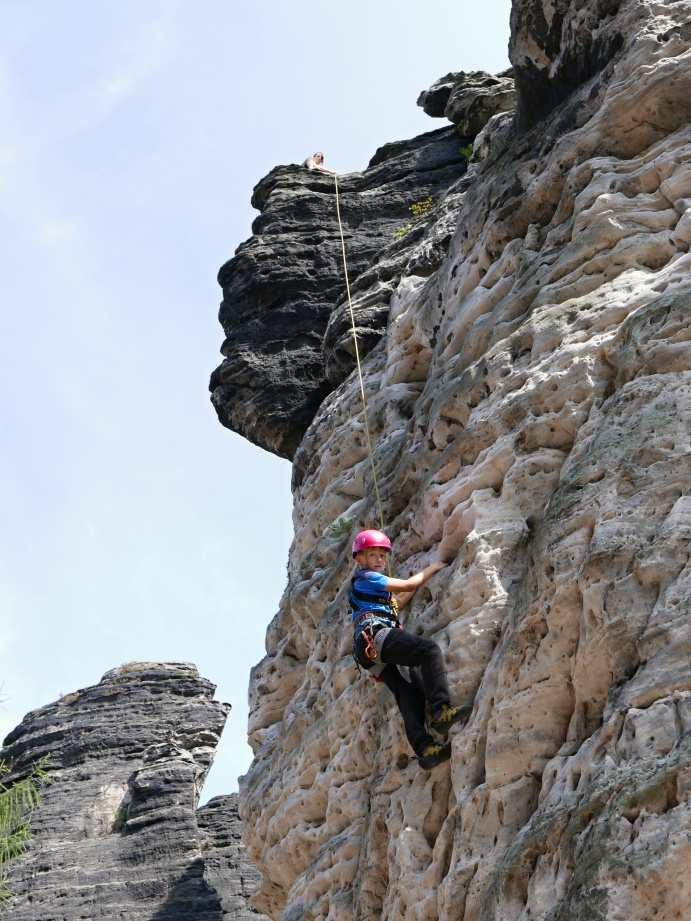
[352,529,392,557]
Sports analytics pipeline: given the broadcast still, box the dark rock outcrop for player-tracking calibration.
[210,127,470,460]
[1,662,267,920]
[509,0,626,129]
[198,794,264,920]
[417,69,516,136]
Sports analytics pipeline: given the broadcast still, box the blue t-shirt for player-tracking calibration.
[350,569,395,632]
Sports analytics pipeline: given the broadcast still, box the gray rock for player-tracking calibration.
[198,794,267,920]
[416,71,463,117]
[509,0,626,129]
[209,127,469,461]
[418,69,517,136]
[444,71,516,136]
[1,662,268,920]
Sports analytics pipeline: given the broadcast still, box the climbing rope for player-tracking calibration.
[333,173,386,533]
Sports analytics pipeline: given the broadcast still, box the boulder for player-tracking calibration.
[418,68,517,136]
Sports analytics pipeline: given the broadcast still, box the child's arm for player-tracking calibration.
[386,561,446,607]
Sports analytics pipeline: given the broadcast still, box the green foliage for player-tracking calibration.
[393,223,413,240]
[459,144,474,161]
[328,516,352,539]
[409,196,434,219]
[393,196,435,241]
[0,758,48,904]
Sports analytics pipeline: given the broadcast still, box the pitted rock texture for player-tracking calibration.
[210,127,471,460]
[1,663,267,920]
[417,69,517,137]
[229,1,691,919]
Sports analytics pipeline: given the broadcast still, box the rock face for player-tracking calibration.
[1,663,268,920]
[199,794,266,920]
[210,127,471,460]
[219,1,691,919]
[509,0,627,128]
[417,70,517,136]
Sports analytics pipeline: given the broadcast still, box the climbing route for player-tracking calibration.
[333,173,386,533]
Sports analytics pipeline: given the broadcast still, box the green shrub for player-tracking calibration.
[459,144,474,161]
[393,196,435,240]
[393,223,413,240]
[328,517,352,539]
[409,196,434,219]
[0,759,48,904]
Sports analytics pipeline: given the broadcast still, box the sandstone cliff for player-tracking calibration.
[1,663,268,920]
[214,1,691,919]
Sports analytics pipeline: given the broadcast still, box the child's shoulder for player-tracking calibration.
[354,568,389,584]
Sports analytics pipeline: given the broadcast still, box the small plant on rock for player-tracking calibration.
[459,144,474,161]
[393,196,435,240]
[393,222,413,240]
[409,196,434,219]
[328,517,352,539]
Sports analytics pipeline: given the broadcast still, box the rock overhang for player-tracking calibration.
[210,126,476,461]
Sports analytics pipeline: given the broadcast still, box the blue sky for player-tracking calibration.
[0,1,511,799]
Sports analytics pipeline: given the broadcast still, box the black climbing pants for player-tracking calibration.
[379,629,451,756]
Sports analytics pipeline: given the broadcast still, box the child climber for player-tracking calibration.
[350,529,470,769]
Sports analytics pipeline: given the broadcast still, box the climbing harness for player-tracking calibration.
[334,174,386,533]
[362,626,379,662]
[350,577,400,627]
[352,622,384,681]
[350,573,402,680]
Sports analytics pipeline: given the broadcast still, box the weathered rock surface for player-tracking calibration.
[417,69,517,136]
[210,127,471,460]
[199,794,267,920]
[218,1,691,919]
[509,0,627,129]
[1,663,268,920]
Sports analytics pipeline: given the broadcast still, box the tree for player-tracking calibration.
[0,759,48,903]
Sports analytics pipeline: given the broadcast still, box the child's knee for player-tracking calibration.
[420,637,441,656]
[419,638,444,666]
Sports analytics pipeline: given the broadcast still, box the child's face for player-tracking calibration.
[356,548,389,572]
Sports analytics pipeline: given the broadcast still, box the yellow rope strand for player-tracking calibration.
[333,173,386,533]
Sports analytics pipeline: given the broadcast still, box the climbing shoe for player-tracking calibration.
[418,741,452,770]
[430,704,471,736]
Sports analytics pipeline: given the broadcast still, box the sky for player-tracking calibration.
[0,0,511,801]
